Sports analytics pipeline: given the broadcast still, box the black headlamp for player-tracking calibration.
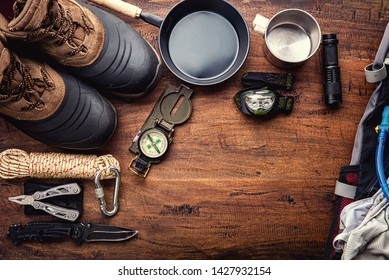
[234,87,294,117]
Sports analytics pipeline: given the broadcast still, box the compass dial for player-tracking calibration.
[139,129,169,159]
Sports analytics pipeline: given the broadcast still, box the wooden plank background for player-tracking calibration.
[0,0,388,259]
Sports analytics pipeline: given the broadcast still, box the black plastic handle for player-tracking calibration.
[140,13,164,28]
[7,222,80,245]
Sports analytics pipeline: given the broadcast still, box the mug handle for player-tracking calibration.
[253,14,270,36]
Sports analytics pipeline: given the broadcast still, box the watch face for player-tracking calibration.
[244,90,276,115]
[139,128,169,158]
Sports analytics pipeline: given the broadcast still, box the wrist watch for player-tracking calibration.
[129,84,193,178]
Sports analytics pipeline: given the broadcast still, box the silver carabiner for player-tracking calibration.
[94,166,120,217]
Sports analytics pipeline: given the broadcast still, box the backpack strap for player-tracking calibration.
[365,24,389,83]
[365,59,389,83]
[334,180,357,199]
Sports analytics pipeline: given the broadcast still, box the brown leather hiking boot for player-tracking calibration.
[0,32,65,121]
[0,32,117,149]
[0,0,161,98]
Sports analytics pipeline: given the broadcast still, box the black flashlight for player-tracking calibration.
[322,33,342,107]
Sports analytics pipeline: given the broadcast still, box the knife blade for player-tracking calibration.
[7,222,138,245]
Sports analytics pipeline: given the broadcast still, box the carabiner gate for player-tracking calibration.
[94,166,120,217]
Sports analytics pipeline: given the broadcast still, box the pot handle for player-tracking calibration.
[89,0,142,19]
[253,14,270,36]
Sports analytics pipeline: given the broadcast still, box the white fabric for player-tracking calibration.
[333,189,389,259]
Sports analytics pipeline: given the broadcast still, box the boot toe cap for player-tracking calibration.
[7,72,118,150]
[71,2,162,98]
[59,92,117,149]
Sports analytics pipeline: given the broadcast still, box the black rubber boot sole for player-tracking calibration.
[4,70,118,150]
[69,1,162,99]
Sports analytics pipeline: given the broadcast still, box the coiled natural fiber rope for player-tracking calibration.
[0,149,120,180]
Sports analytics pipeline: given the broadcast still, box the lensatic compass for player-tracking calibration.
[129,84,193,178]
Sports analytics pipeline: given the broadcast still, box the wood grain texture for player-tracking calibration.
[0,0,387,260]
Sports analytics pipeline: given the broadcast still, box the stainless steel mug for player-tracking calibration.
[253,9,321,69]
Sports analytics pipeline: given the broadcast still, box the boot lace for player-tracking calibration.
[0,53,53,111]
[13,0,93,57]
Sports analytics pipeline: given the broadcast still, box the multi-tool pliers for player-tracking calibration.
[8,183,81,221]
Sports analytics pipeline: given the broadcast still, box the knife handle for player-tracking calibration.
[7,222,83,245]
